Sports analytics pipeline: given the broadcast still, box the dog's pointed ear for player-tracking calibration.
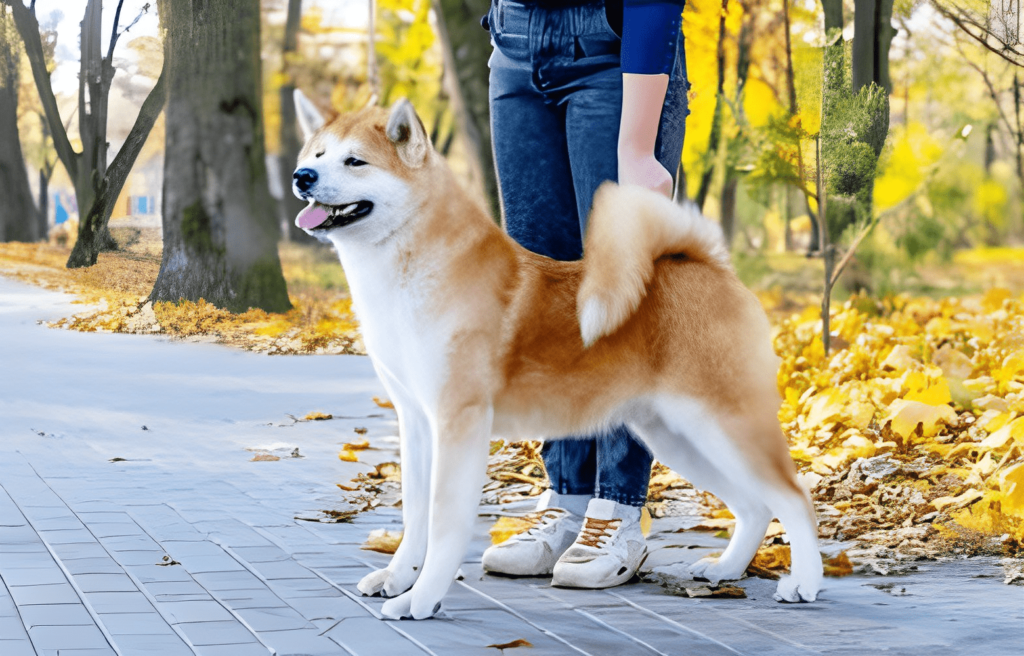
[385,98,430,168]
[294,89,326,141]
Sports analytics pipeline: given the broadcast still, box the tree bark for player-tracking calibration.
[431,0,500,220]
[0,7,40,243]
[852,0,895,93]
[152,0,291,313]
[277,0,313,243]
[695,0,730,211]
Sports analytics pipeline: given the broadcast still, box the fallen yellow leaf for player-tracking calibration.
[304,412,333,421]
[904,380,953,407]
[342,439,370,451]
[823,551,853,577]
[362,529,403,554]
[489,516,536,545]
[338,450,359,462]
[373,397,395,409]
[886,399,956,439]
[486,639,533,651]
[250,453,280,462]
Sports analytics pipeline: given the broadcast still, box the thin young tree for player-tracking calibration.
[151,0,291,313]
[3,0,167,267]
[276,0,314,243]
[0,5,39,242]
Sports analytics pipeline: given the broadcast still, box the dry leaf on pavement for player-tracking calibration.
[362,528,403,554]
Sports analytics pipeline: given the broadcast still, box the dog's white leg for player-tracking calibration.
[358,381,432,598]
[381,404,491,620]
[766,488,822,603]
[689,501,772,583]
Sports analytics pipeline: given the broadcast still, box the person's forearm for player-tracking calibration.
[618,73,669,160]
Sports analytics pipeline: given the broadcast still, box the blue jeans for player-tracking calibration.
[487,0,689,507]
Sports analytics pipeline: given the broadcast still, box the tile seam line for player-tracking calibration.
[455,580,594,656]
[704,605,823,655]
[0,559,38,656]
[604,591,747,656]
[246,522,443,655]
[6,457,124,656]
[127,504,288,656]
[571,607,668,655]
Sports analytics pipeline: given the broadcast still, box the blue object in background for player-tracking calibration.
[54,194,68,225]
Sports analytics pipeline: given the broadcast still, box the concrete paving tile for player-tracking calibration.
[98,612,178,635]
[192,642,274,656]
[8,582,81,606]
[282,595,370,623]
[234,606,315,631]
[164,541,230,558]
[217,588,290,609]
[39,528,97,544]
[108,632,194,655]
[230,546,290,563]
[177,555,246,574]
[31,517,85,531]
[0,551,55,568]
[193,570,267,591]
[83,591,151,613]
[49,542,109,560]
[74,573,139,593]
[311,565,371,587]
[323,618,425,656]
[62,557,125,576]
[0,567,68,587]
[111,550,169,566]
[18,603,94,627]
[0,542,49,554]
[28,623,110,650]
[176,619,260,646]
[263,627,351,656]
[38,650,117,656]
[0,526,41,544]
[101,535,160,552]
[143,580,208,597]
[0,639,37,656]
[250,559,316,581]
[0,614,31,636]
[160,600,234,624]
[87,523,145,539]
[131,564,195,584]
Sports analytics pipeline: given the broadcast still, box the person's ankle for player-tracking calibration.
[538,490,591,517]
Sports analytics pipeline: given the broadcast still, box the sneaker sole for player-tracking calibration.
[551,548,648,589]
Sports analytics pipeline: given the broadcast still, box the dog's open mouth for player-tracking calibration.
[296,200,374,230]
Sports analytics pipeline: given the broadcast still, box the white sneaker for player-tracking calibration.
[482,492,583,576]
[552,498,647,589]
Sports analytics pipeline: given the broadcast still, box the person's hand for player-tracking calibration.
[617,148,672,197]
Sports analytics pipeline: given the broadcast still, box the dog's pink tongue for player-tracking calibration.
[296,203,329,229]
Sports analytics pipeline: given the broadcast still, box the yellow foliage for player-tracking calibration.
[873,122,944,212]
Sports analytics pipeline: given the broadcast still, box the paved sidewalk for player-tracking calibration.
[1,276,1022,656]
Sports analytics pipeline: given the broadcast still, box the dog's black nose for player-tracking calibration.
[293,168,318,193]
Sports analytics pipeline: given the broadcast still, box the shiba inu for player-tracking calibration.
[291,92,822,620]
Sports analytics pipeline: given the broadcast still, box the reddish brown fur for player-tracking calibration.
[321,107,800,492]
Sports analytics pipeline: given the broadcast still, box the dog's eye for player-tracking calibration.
[315,150,325,158]
[345,157,367,167]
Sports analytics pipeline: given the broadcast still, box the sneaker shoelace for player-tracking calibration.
[514,509,567,541]
[576,517,621,548]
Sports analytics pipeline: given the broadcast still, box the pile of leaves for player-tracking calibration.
[0,242,363,355]
[775,289,1024,568]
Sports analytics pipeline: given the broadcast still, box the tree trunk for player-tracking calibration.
[0,8,39,243]
[695,0,730,211]
[432,0,500,220]
[38,167,49,239]
[277,0,312,243]
[720,176,738,246]
[852,0,895,93]
[152,0,291,313]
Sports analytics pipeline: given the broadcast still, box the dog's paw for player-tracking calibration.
[773,574,820,603]
[381,591,442,620]
[689,556,745,584]
[358,567,417,597]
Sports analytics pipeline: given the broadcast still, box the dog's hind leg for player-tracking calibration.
[358,379,431,598]
[763,482,822,602]
[631,412,771,583]
[381,403,491,620]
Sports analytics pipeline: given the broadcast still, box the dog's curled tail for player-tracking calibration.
[577,182,730,348]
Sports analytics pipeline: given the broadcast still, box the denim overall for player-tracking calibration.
[487,0,689,506]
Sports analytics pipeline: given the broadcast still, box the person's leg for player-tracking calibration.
[488,0,598,505]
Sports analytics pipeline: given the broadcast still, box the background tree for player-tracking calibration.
[0,5,40,243]
[276,0,313,243]
[3,0,166,267]
[432,0,499,219]
[151,0,291,313]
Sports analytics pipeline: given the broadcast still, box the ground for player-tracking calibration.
[2,277,1022,656]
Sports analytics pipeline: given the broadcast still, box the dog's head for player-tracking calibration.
[291,91,434,243]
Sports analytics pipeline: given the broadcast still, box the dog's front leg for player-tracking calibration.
[359,392,432,598]
[381,403,491,620]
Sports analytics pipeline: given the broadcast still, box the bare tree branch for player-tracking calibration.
[106,0,125,62]
[930,0,1024,67]
[2,0,79,181]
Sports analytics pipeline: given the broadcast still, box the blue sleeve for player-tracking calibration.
[620,1,683,75]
